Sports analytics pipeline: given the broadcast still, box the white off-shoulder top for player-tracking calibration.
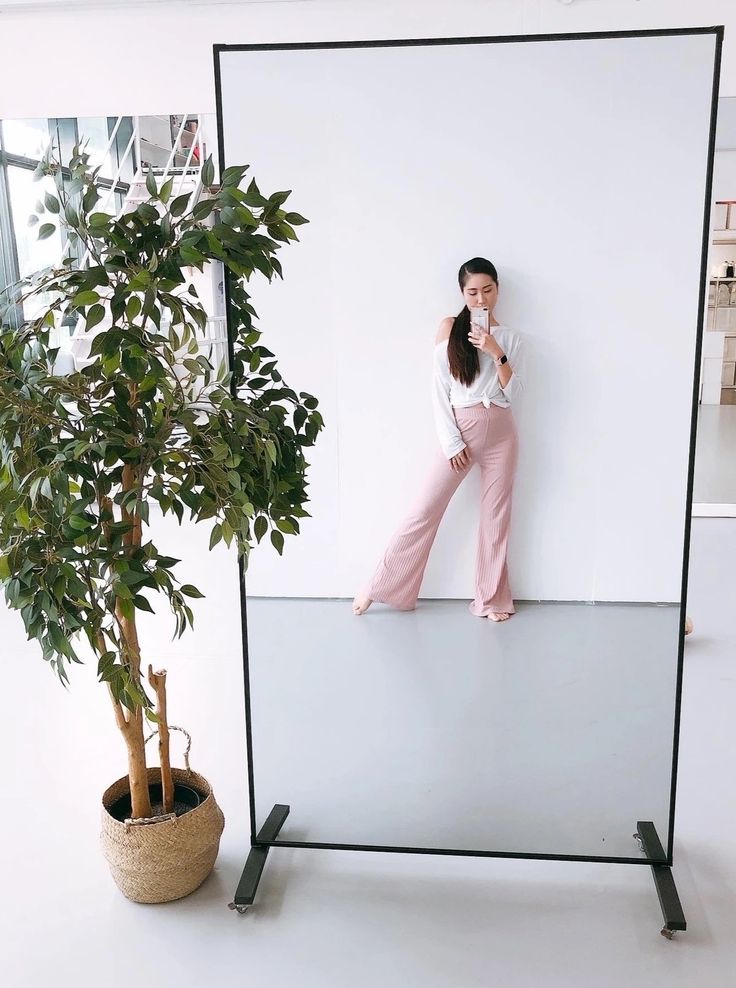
[431,325,524,458]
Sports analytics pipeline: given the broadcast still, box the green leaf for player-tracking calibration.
[126,296,141,321]
[89,212,109,228]
[254,515,268,543]
[209,523,222,550]
[85,303,105,331]
[128,270,151,291]
[156,556,181,569]
[284,212,309,226]
[0,555,10,581]
[145,166,157,197]
[221,164,248,187]
[97,651,116,678]
[133,594,155,614]
[68,514,91,531]
[136,203,158,223]
[179,584,205,598]
[201,156,215,188]
[170,193,191,217]
[180,245,205,267]
[191,199,215,221]
[38,223,56,241]
[83,185,100,214]
[159,177,174,204]
[269,190,292,207]
[44,192,60,214]
[276,518,295,535]
[118,597,134,623]
[270,530,284,555]
[48,622,70,656]
[73,290,100,307]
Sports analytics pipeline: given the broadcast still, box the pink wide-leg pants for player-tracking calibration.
[363,403,519,617]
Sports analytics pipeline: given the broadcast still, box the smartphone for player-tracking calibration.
[470,307,489,334]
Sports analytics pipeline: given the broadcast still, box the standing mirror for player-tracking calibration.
[214,28,720,877]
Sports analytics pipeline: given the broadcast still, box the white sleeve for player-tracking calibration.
[432,343,466,459]
[500,332,524,404]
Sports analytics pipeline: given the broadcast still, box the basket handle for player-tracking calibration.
[144,724,192,773]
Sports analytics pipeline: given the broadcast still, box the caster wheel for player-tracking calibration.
[661,927,675,940]
[227,902,249,914]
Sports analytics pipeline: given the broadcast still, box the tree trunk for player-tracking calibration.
[125,712,153,819]
[98,383,155,820]
[148,664,174,814]
[99,628,153,820]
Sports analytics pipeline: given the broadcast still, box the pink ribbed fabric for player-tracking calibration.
[363,403,519,616]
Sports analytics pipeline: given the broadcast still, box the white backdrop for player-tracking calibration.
[218,32,716,603]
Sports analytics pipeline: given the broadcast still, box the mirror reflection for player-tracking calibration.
[216,32,717,859]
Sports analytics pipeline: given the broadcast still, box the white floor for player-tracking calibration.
[694,404,736,505]
[1,517,735,985]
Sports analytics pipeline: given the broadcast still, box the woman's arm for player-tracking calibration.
[470,328,523,402]
[432,341,467,460]
[498,332,523,403]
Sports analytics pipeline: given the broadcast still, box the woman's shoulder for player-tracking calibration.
[435,315,454,345]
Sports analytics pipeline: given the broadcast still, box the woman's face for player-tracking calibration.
[461,273,498,313]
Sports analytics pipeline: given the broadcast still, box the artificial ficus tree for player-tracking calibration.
[0,142,323,819]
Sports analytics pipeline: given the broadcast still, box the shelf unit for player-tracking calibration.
[707,277,736,402]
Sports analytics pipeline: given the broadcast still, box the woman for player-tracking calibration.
[352,257,523,621]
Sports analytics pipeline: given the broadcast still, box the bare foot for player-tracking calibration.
[353,593,373,615]
[487,612,510,622]
[685,616,693,636]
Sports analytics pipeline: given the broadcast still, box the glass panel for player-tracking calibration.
[114,117,135,186]
[217,32,717,862]
[2,118,51,159]
[7,165,63,320]
[77,116,115,178]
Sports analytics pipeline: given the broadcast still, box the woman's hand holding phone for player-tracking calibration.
[468,307,496,356]
[468,325,503,359]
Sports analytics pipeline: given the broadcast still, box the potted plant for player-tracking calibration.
[0,141,323,902]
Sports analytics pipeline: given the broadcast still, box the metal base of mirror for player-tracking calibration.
[228,809,686,934]
[634,821,686,939]
[228,804,290,915]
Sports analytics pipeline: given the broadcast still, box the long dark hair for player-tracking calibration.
[447,257,499,386]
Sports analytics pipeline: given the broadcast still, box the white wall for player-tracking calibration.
[0,0,735,117]
[219,32,715,603]
[0,1,725,603]
[0,0,730,596]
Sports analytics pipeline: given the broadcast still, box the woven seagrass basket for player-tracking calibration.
[100,730,225,904]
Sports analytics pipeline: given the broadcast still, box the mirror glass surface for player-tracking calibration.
[217,31,718,859]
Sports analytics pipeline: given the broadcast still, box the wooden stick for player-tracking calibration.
[148,664,174,814]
